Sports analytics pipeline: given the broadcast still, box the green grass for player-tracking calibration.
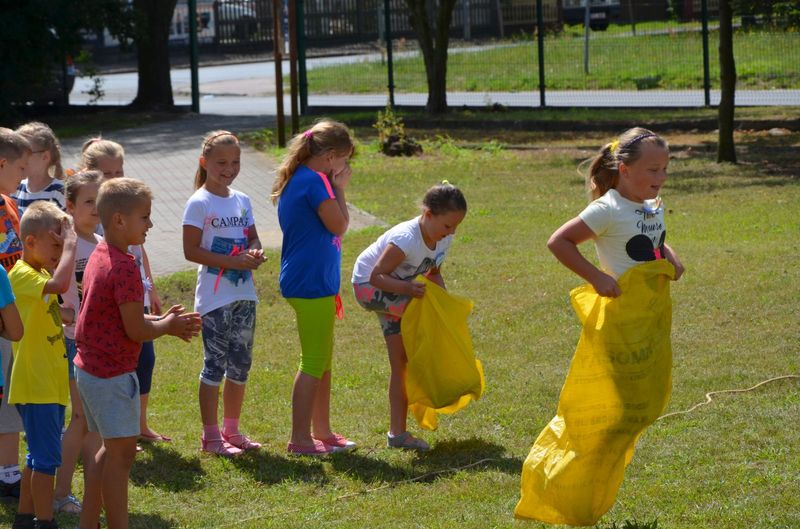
[2,129,799,528]
[308,28,800,93]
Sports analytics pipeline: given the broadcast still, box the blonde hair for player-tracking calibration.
[586,127,668,200]
[65,170,103,204]
[80,137,124,171]
[0,127,32,161]
[195,130,240,189]
[16,122,64,179]
[96,177,153,228]
[271,120,355,205]
[20,201,68,239]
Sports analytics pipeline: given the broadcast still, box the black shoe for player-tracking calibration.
[34,519,60,529]
[11,513,35,529]
[0,479,21,502]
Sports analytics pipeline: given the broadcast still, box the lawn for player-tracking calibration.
[1,127,798,528]
[307,28,800,93]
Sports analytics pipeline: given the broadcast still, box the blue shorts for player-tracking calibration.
[200,300,256,386]
[65,338,78,380]
[16,403,65,475]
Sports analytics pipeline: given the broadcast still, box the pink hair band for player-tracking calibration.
[303,130,313,139]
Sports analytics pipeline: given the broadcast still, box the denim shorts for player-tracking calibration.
[65,338,78,380]
[16,403,65,475]
[75,366,140,439]
[200,300,256,386]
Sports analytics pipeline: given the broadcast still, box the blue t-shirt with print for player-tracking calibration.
[278,165,342,298]
[0,267,15,390]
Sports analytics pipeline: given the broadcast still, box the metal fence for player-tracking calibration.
[299,0,800,109]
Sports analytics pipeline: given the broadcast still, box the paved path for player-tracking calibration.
[60,114,381,277]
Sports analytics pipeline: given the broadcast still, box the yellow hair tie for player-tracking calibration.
[609,140,620,153]
[441,179,450,185]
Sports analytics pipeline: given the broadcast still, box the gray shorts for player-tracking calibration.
[75,366,140,439]
[200,300,256,386]
[0,338,23,433]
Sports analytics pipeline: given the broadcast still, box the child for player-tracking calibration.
[546,127,684,293]
[79,138,124,180]
[52,170,104,515]
[0,128,30,503]
[182,131,265,457]
[515,128,684,525]
[352,182,467,451]
[7,201,77,529]
[12,122,66,216]
[81,138,167,443]
[272,120,356,456]
[74,178,200,529]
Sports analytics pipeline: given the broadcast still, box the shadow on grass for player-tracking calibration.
[414,437,523,476]
[230,449,328,485]
[130,443,205,492]
[129,511,181,529]
[330,437,522,486]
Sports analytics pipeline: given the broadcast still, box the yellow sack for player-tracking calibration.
[515,260,675,526]
[401,276,485,431]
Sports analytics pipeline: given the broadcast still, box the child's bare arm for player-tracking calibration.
[120,302,201,343]
[140,246,162,315]
[663,243,684,280]
[547,217,621,297]
[43,218,77,295]
[370,244,426,298]
[183,225,262,271]
[0,303,23,342]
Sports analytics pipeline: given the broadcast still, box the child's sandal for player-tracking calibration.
[53,493,82,514]
[201,437,243,458]
[222,432,262,451]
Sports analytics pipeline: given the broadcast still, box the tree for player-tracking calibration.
[131,0,180,110]
[717,0,737,163]
[405,0,459,114]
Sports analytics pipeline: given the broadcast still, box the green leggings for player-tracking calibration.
[286,296,335,378]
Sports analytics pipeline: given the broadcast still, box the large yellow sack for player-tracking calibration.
[401,276,484,431]
[515,260,675,526]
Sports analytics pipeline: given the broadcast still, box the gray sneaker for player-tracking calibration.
[387,431,430,451]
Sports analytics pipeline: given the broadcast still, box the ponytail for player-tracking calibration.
[272,119,355,205]
[15,121,64,179]
[585,127,668,201]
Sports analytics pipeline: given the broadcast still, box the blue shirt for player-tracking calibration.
[278,165,342,298]
[0,267,15,390]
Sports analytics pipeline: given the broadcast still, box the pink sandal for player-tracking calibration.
[287,440,334,456]
[201,437,243,458]
[313,432,357,451]
[222,432,262,451]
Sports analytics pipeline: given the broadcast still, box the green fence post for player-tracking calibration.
[297,0,308,114]
[536,0,545,107]
[384,0,395,107]
[701,0,711,107]
[188,0,200,113]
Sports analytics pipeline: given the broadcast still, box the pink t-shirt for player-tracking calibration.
[74,241,144,378]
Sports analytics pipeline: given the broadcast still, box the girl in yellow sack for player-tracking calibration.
[516,128,685,525]
[352,182,467,451]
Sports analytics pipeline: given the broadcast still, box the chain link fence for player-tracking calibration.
[299,0,800,108]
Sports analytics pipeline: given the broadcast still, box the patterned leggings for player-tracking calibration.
[352,282,411,336]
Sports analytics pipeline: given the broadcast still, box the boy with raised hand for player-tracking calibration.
[73,178,201,529]
[8,202,77,529]
[0,128,31,503]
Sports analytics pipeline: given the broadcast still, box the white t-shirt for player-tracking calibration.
[579,188,667,278]
[352,216,453,284]
[182,187,258,316]
[62,233,103,340]
[129,245,151,308]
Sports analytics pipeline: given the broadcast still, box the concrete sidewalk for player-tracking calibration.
[60,114,380,277]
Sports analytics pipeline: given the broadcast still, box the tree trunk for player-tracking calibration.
[717,0,737,163]
[131,0,179,110]
[406,0,458,114]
